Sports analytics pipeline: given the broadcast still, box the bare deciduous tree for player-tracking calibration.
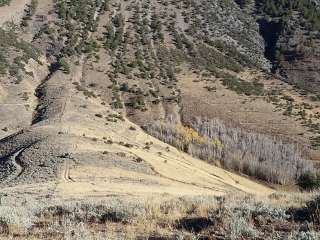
[145,117,314,184]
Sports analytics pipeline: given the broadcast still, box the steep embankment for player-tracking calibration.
[253,0,320,93]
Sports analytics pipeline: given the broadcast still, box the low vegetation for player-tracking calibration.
[0,0,11,7]
[222,75,265,96]
[21,0,38,27]
[0,28,41,80]
[298,172,320,190]
[0,193,319,239]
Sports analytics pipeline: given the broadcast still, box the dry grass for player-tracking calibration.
[0,191,319,239]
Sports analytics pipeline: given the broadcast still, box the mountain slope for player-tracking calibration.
[1,1,320,239]
[253,0,320,93]
[0,0,319,195]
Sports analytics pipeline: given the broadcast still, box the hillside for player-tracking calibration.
[253,0,320,93]
[0,0,320,239]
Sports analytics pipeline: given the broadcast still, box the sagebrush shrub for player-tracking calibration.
[298,172,320,190]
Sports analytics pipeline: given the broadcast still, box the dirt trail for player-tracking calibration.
[53,109,274,198]
[1,149,24,184]
[10,149,24,179]
[60,159,74,183]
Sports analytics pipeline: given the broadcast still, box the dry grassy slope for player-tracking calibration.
[0,58,48,138]
[53,60,274,197]
[178,69,320,161]
[0,0,273,197]
[0,59,273,197]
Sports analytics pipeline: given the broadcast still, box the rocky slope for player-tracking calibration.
[251,0,320,93]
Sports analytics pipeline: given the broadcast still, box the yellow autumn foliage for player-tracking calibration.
[175,124,222,146]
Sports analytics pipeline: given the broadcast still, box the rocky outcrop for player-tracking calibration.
[252,0,320,92]
[276,26,320,92]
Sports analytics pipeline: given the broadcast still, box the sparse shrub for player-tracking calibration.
[291,231,320,240]
[222,75,265,96]
[0,28,41,77]
[25,0,38,17]
[0,0,11,6]
[305,195,320,225]
[229,216,257,239]
[298,172,320,190]
[58,57,70,74]
[237,201,289,220]
[0,193,319,239]
[124,143,134,148]
[120,83,129,92]
[0,206,35,231]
